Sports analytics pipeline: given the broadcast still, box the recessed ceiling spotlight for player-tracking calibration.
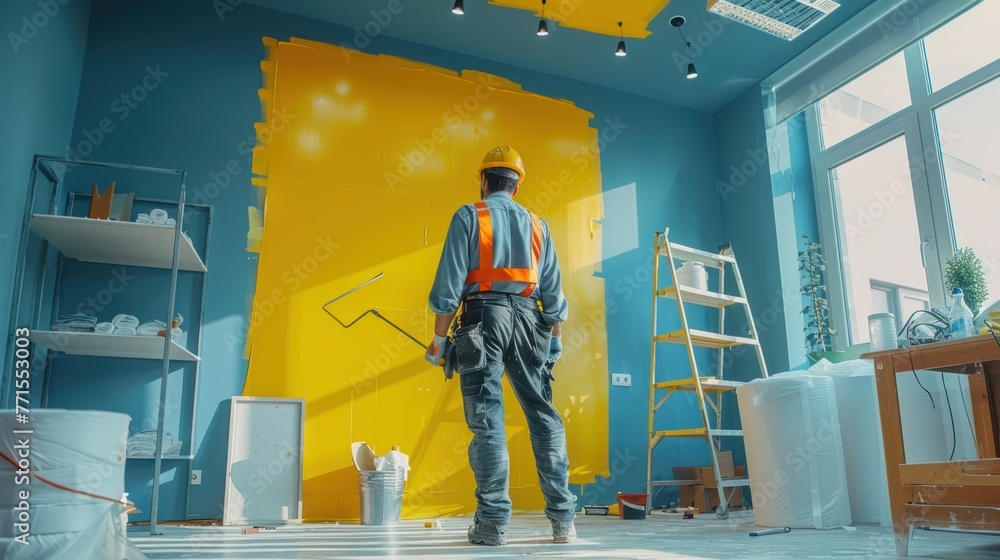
[452,0,464,15]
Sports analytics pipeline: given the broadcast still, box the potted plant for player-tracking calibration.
[944,247,989,315]
[799,236,838,362]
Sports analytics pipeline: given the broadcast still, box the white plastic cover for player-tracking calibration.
[805,360,889,525]
[737,375,852,528]
[0,410,147,560]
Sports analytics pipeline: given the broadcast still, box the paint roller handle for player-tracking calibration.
[749,527,791,537]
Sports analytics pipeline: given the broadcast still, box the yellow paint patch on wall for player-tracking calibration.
[244,38,608,520]
[489,0,672,38]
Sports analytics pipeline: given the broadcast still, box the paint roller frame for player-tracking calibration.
[321,272,425,347]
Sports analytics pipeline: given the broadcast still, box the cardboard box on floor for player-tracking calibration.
[673,451,744,511]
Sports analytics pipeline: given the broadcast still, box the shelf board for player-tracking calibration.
[651,479,702,487]
[657,285,746,308]
[127,455,194,461]
[30,330,199,361]
[653,377,744,393]
[654,428,708,438]
[654,329,759,349]
[659,242,734,269]
[30,214,206,272]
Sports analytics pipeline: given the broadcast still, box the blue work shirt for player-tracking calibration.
[429,191,569,325]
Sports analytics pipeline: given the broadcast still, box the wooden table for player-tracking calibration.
[864,334,1000,557]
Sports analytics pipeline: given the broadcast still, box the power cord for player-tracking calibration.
[940,373,957,461]
[901,345,935,409]
[898,309,950,345]
[987,319,1000,348]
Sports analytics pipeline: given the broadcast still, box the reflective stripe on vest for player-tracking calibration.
[465,201,543,297]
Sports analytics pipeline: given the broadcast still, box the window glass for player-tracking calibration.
[818,52,910,148]
[830,137,928,344]
[924,1,1000,91]
[934,77,1000,307]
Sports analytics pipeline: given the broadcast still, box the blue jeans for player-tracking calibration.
[456,293,577,530]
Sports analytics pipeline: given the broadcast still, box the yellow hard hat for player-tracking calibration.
[478,146,525,184]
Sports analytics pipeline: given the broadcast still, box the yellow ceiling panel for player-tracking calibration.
[489,0,671,38]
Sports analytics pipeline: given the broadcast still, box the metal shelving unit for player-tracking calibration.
[2,155,211,535]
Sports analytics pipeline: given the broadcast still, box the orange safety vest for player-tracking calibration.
[465,201,543,297]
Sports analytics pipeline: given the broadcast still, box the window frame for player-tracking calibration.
[805,25,1000,350]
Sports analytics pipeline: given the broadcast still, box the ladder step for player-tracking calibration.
[654,428,707,438]
[708,429,744,437]
[651,479,701,487]
[660,242,735,269]
[654,329,759,349]
[653,377,744,393]
[657,285,747,308]
[719,478,751,488]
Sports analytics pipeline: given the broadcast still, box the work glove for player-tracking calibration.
[547,335,563,365]
[425,333,448,366]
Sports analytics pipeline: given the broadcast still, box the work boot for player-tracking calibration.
[552,520,576,543]
[468,519,507,546]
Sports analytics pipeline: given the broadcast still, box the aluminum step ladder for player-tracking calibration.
[646,228,768,519]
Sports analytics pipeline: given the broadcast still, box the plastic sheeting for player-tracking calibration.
[0,410,147,560]
[737,375,852,529]
[806,360,889,526]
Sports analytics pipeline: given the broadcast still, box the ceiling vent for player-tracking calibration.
[707,0,840,40]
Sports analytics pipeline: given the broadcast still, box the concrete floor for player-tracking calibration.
[130,512,1000,559]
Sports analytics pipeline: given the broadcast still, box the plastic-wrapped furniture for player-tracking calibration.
[736,375,852,528]
[805,360,890,525]
[0,410,147,560]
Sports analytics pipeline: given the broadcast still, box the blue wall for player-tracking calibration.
[15,0,725,519]
[0,0,91,376]
[711,86,788,474]
[714,86,790,374]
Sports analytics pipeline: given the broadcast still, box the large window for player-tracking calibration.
[808,3,1000,346]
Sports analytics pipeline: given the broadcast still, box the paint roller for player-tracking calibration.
[321,272,426,346]
[321,273,455,373]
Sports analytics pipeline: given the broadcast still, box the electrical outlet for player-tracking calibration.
[191,470,202,485]
[611,373,631,387]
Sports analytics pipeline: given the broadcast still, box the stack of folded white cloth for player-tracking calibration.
[126,430,183,457]
[111,314,139,335]
[135,208,176,226]
[52,313,98,332]
[93,313,185,337]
